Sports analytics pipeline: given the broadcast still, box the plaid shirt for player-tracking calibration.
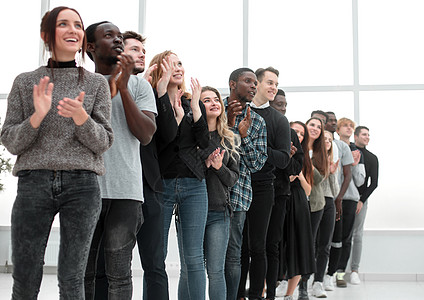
[225,99,267,211]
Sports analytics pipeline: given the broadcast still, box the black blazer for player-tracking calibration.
[141,90,179,193]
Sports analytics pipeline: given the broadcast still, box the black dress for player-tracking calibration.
[284,177,316,278]
[278,129,316,279]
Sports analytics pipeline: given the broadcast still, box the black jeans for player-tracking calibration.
[241,180,275,299]
[93,182,169,300]
[11,170,101,299]
[265,194,289,299]
[301,207,324,282]
[314,197,336,282]
[85,199,143,300]
[137,182,169,300]
[327,199,357,275]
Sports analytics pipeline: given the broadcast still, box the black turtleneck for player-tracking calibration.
[47,59,77,68]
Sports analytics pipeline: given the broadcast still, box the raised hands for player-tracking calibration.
[227,99,243,128]
[30,76,54,128]
[173,89,185,125]
[157,56,174,98]
[190,78,202,122]
[57,91,88,125]
[330,158,340,174]
[143,64,158,85]
[109,53,135,98]
[351,149,361,166]
[205,148,225,170]
[238,106,252,138]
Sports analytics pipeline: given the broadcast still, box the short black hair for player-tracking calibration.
[255,67,279,82]
[276,89,285,97]
[354,125,369,136]
[85,21,110,61]
[311,110,329,123]
[229,67,255,87]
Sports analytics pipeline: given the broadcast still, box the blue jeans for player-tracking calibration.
[11,170,101,300]
[85,199,143,300]
[225,211,247,300]
[204,210,231,300]
[163,178,208,300]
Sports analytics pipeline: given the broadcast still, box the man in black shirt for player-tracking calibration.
[239,67,291,300]
[350,126,379,285]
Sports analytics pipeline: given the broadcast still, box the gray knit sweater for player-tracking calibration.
[1,66,113,175]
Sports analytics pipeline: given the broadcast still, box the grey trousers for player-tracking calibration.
[350,201,368,271]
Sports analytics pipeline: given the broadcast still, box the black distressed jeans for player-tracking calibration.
[11,170,101,300]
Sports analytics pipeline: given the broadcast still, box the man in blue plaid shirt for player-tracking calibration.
[224,68,267,300]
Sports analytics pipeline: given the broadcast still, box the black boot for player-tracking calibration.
[298,280,309,300]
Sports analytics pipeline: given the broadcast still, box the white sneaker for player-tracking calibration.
[312,282,327,298]
[350,271,361,285]
[323,274,335,291]
[275,280,288,297]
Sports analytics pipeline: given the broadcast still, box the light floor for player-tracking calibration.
[0,273,423,299]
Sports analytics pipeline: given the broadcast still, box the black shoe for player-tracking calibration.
[298,280,309,300]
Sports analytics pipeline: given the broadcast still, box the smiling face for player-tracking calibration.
[90,23,124,65]
[307,118,323,142]
[270,94,287,115]
[53,9,84,61]
[337,122,354,140]
[233,71,257,103]
[324,131,333,151]
[168,54,185,86]
[291,123,305,144]
[355,128,370,147]
[201,90,222,120]
[124,38,145,74]
[256,71,278,102]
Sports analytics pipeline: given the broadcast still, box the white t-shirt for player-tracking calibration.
[332,140,339,163]
[98,75,157,202]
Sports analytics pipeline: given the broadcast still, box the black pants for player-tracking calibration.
[327,199,357,275]
[265,194,289,299]
[300,207,324,282]
[314,197,336,282]
[93,182,169,300]
[137,182,169,300]
[85,199,143,300]
[239,180,275,299]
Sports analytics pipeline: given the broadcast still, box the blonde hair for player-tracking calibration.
[336,117,355,131]
[149,50,190,98]
[201,86,240,160]
[324,130,334,163]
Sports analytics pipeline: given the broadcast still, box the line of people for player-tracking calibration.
[0,6,379,300]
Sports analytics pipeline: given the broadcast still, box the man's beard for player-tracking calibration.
[238,94,251,103]
[133,66,144,75]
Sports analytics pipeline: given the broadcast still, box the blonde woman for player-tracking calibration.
[196,86,240,300]
[149,51,210,299]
